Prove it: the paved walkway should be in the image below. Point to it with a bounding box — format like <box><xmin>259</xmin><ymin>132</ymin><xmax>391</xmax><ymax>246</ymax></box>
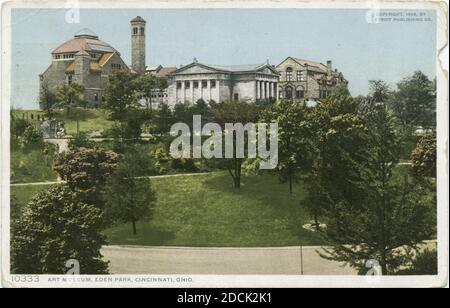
<box><xmin>101</xmin><ymin>245</ymin><xmax>358</xmax><ymax>275</ymax></box>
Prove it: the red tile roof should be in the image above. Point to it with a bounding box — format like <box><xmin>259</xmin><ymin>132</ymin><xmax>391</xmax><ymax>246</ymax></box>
<box><xmin>52</xmin><ymin>36</ymin><xmax>116</xmax><ymax>54</ymax></box>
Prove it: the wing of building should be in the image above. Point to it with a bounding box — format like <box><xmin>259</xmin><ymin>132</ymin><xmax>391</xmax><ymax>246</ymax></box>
<box><xmin>167</xmin><ymin>59</ymin><xmax>279</xmax><ymax>107</ymax></box>
<box><xmin>39</xmin><ymin>17</ymin><xmax>147</xmax><ymax>107</ymax></box>
<box><xmin>276</xmin><ymin>57</ymin><xmax>348</xmax><ymax>101</ymax></box>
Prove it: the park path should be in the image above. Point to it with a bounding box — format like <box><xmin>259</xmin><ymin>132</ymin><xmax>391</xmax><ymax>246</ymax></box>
<box><xmin>101</xmin><ymin>240</ymin><xmax>436</xmax><ymax>275</ymax></box>
<box><xmin>10</xmin><ymin>172</ymin><xmax>216</xmax><ymax>187</ymax></box>
<box><xmin>101</xmin><ymin>245</ymin><xmax>357</xmax><ymax>275</ymax></box>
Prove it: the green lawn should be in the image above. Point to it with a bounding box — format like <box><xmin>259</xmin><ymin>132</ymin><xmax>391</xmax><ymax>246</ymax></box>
<box><xmin>10</xmin><ymin>144</ymin><xmax>58</xmax><ymax>184</ymax></box>
<box><xmin>104</xmin><ymin>172</ymin><xmax>323</xmax><ymax>247</ymax></box>
<box><xmin>11</xmin><ymin>172</ymin><xmax>323</xmax><ymax>247</ymax></box>
<box><xmin>12</xmin><ymin>108</ymin><xmax>114</xmax><ymax>135</ymax></box>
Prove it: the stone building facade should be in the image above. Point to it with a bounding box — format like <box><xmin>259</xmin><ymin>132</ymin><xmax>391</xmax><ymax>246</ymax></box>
<box><xmin>276</xmin><ymin>57</ymin><xmax>348</xmax><ymax>101</ymax></box>
<box><xmin>167</xmin><ymin>60</ymin><xmax>279</xmax><ymax>107</ymax></box>
<box><xmin>39</xmin><ymin>17</ymin><xmax>146</xmax><ymax>107</ymax></box>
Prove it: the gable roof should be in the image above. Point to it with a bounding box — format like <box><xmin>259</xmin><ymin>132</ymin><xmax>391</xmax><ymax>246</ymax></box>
<box><xmin>171</xmin><ymin>61</ymin><xmax>278</xmax><ymax>76</ymax></box>
<box><xmin>277</xmin><ymin>56</ymin><xmax>327</xmax><ymax>73</ymax></box>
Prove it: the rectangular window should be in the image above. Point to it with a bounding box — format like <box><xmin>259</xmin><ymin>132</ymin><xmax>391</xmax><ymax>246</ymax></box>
<box><xmin>177</xmin><ymin>82</ymin><xmax>182</xmax><ymax>89</ymax></box>
<box><xmin>234</xmin><ymin>93</ymin><xmax>239</xmax><ymax>101</ymax></box>
<box><xmin>297</xmin><ymin>71</ymin><xmax>305</xmax><ymax>81</ymax></box>
<box><xmin>94</xmin><ymin>93</ymin><xmax>99</xmax><ymax>102</ymax></box>
<box><xmin>184</xmin><ymin>81</ymin><xmax>190</xmax><ymax>89</ymax></box>
<box><xmin>211</xmin><ymin>80</ymin><xmax>216</xmax><ymax>88</ymax></box>
<box><xmin>193</xmin><ymin>81</ymin><xmax>199</xmax><ymax>89</ymax></box>
<box><xmin>202</xmin><ymin>80</ymin><xmax>208</xmax><ymax>88</ymax></box>
<box><xmin>286</xmin><ymin>71</ymin><xmax>292</xmax><ymax>81</ymax></box>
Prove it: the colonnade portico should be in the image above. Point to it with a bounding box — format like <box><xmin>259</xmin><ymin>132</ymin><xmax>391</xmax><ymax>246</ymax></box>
<box><xmin>256</xmin><ymin>80</ymin><xmax>277</xmax><ymax>100</ymax></box>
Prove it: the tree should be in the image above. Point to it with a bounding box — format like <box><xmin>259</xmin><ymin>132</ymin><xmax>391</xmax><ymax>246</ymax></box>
<box><xmin>389</xmin><ymin>71</ymin><xmax>436</xmax><ymax>134</ymax></box>
<box><xmin>103</xmin><ymin>70</ymin><xmax>145</xmax><ymax>148</ymax></box>
<box><xmin>211</xmin><ymin>101</ymin><xmax>259</xmax><ymax>190</ymax></box>
<box><xmin>316</xmin><ymin>102</ymin><xmax>435</xmax><ymax>275</ymax></box>
<box><xmin>154</xmin><ymin>102</ymin><xmax>173</xmax><ymax>135</ymax></box>
<box><xmin>411</xmin><ymin>133</ymin><xmax>436</xmax><ymax>178</ymax></box>
<box><xmin>134</xmin><ymin>74</ymin><xmax>167</xmax><ymax>111</ymax></box>
<box><xmin>262</xmin><ymin>100</ymin><xmax>313</xmax><ymax>193</ymax></box>
<box><xmin>11</xmin><ymin>185</ymin><xmax>109</xmax><ymax>274</ymax></box>
<box><xmin>39</xmin><ymin>82</ymin><xmax>57</xmax><ymax>118</ymax></box>
<box><xmin>104</xmin><ymin>147</ymin><xmax>157</xmax><ymax>235</ymax></box>
<box><xmin>103</xmin><ymin>70</ymin><xmax>139</xmax><ymax>121</ymax></box>
<box><xmin>54</xmin><ymin>147</ymin><xmax>119</xmax><ymax>208</ymax></box>
<box><xmin>55</xmin><ymin>82</ymin><xmax>85</xmax><ymax>115</ymax></box>
<box><xmin>305</xmin><ymin>94</ymin><xmax>369</xmax><ymax>230</ymax></box>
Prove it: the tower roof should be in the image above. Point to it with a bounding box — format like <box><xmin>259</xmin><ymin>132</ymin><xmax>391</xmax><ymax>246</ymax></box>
<box><xmin>131</xmin><ymin>16</ymin><xmax>146</xmax><ymax>23</ymax></box>
<box><xmin>74</xmin><ymin>28</ymin><xmax>99</xmax><ymax>39</ymax></box>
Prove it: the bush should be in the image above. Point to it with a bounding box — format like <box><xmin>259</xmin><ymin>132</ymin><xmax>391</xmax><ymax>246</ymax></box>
<box><xmin>68</xmin><ymin>132</ymin><xmax>95</xmax><ymax>150</ymax></box>
<box><xmin>21</xmin><ymin>125</ymin><xmax>43</xmax><ymax>147</ymax></box>
<box><xmin>396</xmin><ymin>248</ymin><xmax>438</xmax><ymax>275</ymax></box>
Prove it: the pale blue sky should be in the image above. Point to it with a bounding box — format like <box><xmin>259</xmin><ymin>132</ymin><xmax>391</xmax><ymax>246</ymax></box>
<box><xmin>11</xmin><ymin>8</ymin><xmax>437</xmax><ymax>109</ymax></box>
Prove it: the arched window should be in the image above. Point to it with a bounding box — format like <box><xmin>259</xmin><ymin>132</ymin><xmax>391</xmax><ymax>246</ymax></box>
<box><xmin>286</xmin><ymin>67</ymin><xmax>293</xmax><ymax>81</ymax></box>
<box><xmin>133</xmin><ymin>27</ymin><xmax>138</xmax><ymax>35</ymax></box>
<box><xmin>296</xmin><ymin>86</ymin><xmax>305</xmax><ymax>99</ymax></box>
<box><xmin>285</xmin><ymin>86</ymin><xmax>293</xmax><ymax>99</ymax></box>
<box><xmin>140</xmin><ymin>27</ymin><xmax>145</xmax><ymax>35</ymax></box>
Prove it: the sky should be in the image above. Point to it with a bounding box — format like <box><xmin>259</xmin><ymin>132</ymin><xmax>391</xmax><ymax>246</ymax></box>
<box><xmin>10</xmin><ymin>8</ymin><xmax>437</xmax><ymax>109</ymax></box>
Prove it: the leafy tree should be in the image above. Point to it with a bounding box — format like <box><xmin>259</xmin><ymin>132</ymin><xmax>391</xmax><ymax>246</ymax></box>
<box><xmin>54</xmin><ymin>147</ymin><xmax>119</xmax><ymax>208</ymax></box>
<box><xmin>134</xmin><ymin>74</ymin><xmax>167</xmax><ymax>111</ymax></box>
<box><xmin>11</xmin><ymin>185</ymin><xmax>109</xmax><ymax>274</ymax></box>
<box><xmin>262</xmin><ymin>100</ymin><xmax>313</xmax><ymax>193</ymax></box>
<box><xmin>104</xmin><ymin>147</ymin><xmax>157</xmax><ymax>235</ymax></box>
<box><xmin>103</xmin><ymin>70</ymin><xmax>146</xmax><ymax>147</ymax></box>
<box><xmin>154</xmin><ymin>102</ymin><xmax>174</xmax><ymax>134</ymax></box>
<box><xmin>389</xmin><ymin>71</ymin><xmax>436</xmax><ymax>134</ymax></box>
<box><xmin>173</xmin><ymin>102</ymin><xmax>193</xmax><ymax>126</ymax></box>
<box><xmin>55</xmin><ymin>82</ymin><xmax>85</xmax><ymax>115</ymax></box>
<box><xmin>411</xmin><ymin>133</ymin><xmax>436</xmax><ymax>178</ymax></box>
<box><xmin>211</xmin><ymin>101</ymin><xmax>259</xmax><ymax>190</ymax></box>
<box><xmin>316</xmin><ymin>102</ymin><xmax>435</xmax><ymax>275</ymax></box>
<box><xmin>39</xmin><ymin>82</ymin><xmax>57</xmax><ymax>118</ymax></box>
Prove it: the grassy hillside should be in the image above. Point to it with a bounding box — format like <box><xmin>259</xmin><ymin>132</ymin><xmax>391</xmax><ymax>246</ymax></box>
<box><xmin>12</xmin><ymin>108</ymin><xmax>114</xmax><ymax>135</ymax></box>
<box><xmin>11</xmin><ymin>173</ymin><xmax>323</xmax><ymax>247</ymax></box>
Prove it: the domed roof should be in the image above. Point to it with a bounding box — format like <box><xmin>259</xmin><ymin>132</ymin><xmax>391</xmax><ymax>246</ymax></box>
<box><xmin>52</xmin><ymin>29</ymin><xmax>117</xmax><ymax>54</ymax></box>
<box><xmin>74</xmin><ymin>28</ymin><xmax>98</xmax><ymax>38</ymax></box>
<box><xmin>131</xmin><ymin>16</ymin><xmax>146</xmax><ymax>23</ymax></box>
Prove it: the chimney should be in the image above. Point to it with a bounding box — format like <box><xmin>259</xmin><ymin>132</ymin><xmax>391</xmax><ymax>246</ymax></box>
<box><xmin>326</xmin><ymin>60</ymin><xmax>332</xmax><ymax>75</ymax></box>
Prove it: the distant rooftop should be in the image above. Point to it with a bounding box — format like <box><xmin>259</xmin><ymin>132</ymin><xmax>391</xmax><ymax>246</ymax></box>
<box><xmin>206</xmin><ymin>63</ymin><xmax>268</xmax><ymax>72</ymax></box>
<box><xmin>74</xmin><ymin>28</ymin><xmax>99</xmax><ymax>39</ymax></box>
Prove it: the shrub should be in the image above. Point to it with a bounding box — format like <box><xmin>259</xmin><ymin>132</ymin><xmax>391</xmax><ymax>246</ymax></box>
<box><xmin>411</xmin><ymin>133</ymin><xmax>436</xmax><ymax>178</ymax></box>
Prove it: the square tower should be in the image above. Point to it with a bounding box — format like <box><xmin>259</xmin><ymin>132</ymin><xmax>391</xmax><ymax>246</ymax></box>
<box><xmin>131</xmin><ymin>16</ymin><xmax>146</xmax><ymax>74</ymax></box>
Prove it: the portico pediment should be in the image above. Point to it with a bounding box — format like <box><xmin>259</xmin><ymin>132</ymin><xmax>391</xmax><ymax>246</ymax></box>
<box><xmin>172</xmin><ymin>63</ymin><xmax>225</xmax><ymax>75</ymax></box>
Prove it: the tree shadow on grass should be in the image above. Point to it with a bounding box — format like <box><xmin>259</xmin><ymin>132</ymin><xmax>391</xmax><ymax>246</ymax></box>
<box><xmin>105</xmin><ymin>223</ymin><xmax>176</xmax><ymax>246</ymax></box>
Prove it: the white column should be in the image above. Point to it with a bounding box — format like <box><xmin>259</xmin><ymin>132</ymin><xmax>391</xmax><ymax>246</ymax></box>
<box><xmin>256</xmin><ymin>80</ymin><xmax>260</xmax><ymax>100</ymax></box>
<box><xmin>270</xmin><ymin>82</ymin><xmax>274</xmax><ymax>99</ymax></box>
<box><xmin>182</xmin><ymin>80</ymin><xmax>185</xmax><ymax>103</ymax></box>
<box><xmin>263</xmin><ymin>81</ymin><xmax>267</xmax><ymax>99</ymax></box>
